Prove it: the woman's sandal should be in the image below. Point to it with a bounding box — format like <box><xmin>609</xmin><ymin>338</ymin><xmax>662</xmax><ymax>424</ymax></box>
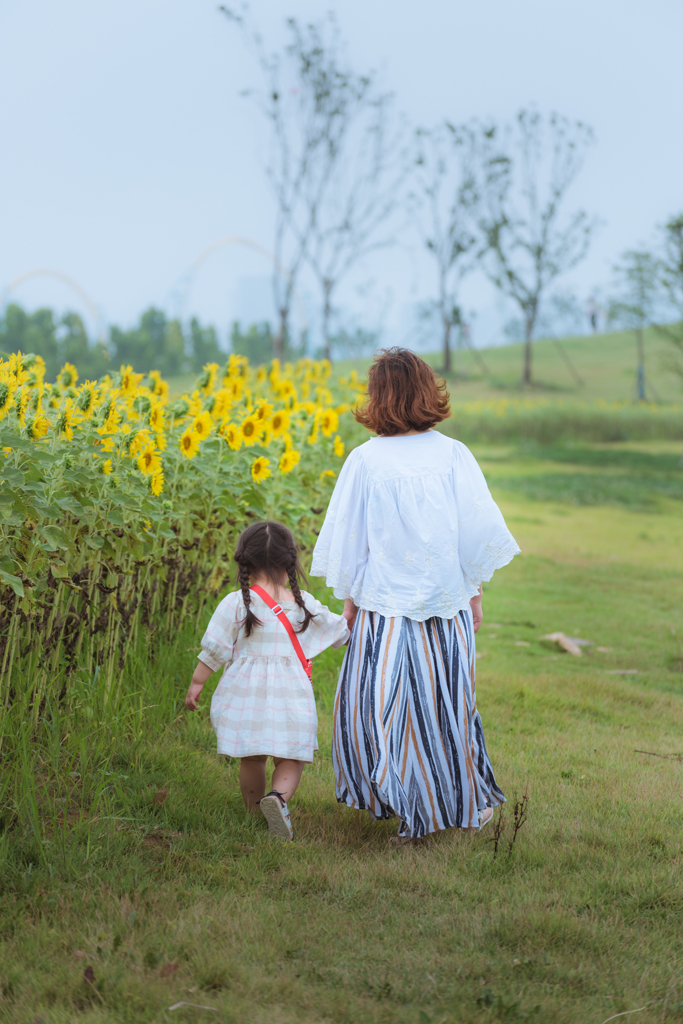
<box><xmin>478</xmin><ymin>806</ymin><xmax>494</xmax><ymax>829</ymax></box>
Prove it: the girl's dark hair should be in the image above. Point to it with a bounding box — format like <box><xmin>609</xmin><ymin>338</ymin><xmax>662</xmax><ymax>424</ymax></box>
<box><xmin>233</xmin><ymin>520</ymin><xmax>315</xmax><ymax>637</ymax></box>
<box><xmin>355</xmin><ymin>347</ymin><xmax>450</xmax><ymax>435</ymax></box>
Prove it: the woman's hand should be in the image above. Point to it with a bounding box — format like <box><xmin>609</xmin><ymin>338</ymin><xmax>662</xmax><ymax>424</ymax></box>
<box><xmin>185</xmin><ymin>660</ymin><xmax>213</xmax><ymax>710</ymax></box>
<box><xmin>470</xmin><ymin>587</ymin><xmax>483</xmax><ymax>634</ymax></box>
<box><xmin>343</xmin><ymin>598</ymin><xmax>358</xmax><ymax>634</ymax></box>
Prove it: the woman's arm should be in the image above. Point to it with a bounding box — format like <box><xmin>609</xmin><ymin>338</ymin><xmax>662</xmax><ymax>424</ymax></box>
<box><xmin>185</xmin><ymin>659</ymin><xmax>214</xmax><ymax>711</ymax></box>
<box><xmin>470</xmin><ymin>584</ymin><xmax>483</xmax><ymax>634</ymax></box>
<box><xmin>343</xmin><ymin>598</ymin><xmax>358</xmax><ymax>634</ymax></box>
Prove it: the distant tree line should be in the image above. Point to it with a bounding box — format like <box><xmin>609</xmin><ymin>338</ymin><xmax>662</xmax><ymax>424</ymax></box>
<box><xmin>0</xmin><ymin>304</ymin><xmax>283</xmax><ymax>380</ymax></box>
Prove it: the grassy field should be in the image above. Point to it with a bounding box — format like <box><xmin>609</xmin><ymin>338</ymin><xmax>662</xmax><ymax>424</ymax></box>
<box><xmin>331</xmin><ymin>325</ymin><xmax>682</xmax><ymax>404</ymax></box>
<box><xmin>2</xmin><ymin>435</ymin><xmax>683</xmax><ymax>1023</ymax></box>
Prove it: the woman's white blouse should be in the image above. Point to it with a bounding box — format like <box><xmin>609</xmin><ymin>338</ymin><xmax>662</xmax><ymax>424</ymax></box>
<box><xmin>311</xmin><ymin>430</ymin><xmax>520</xmax><ymax>621</ymax></box>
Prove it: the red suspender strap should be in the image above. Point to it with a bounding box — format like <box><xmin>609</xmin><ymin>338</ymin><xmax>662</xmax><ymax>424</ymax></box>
<box><xmin>250</xmin><ymin>585</ymin><xmax>313</xmax><ymax>681</ymax></box>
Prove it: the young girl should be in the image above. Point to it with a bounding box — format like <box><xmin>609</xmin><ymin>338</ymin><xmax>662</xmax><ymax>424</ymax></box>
<box><xmin>185</xmin><ymin>520</ymin><xmax>349</xmax><ymax>841</ymax></box>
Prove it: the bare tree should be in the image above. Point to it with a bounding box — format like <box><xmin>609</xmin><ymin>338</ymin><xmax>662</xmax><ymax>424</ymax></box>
<box><xmin>475</xmin><ymin>110</ymin><xmax>598</xmax><ymax>386</ymax></box>
<box><xmin>410</xmin><ymin>123</ymin><xmax>478</xmax><ymax>374</ymax></box>
<box><xmin>221</xmin><ymin>7</ymin><xmax>391</xmax><ymax>360</ymax></box>
<box><xmin>608</xmin><ymin>250</ymin><xmax>662</xmax><ymax>401</ymax></box>
<box><xmin>306</xmin><ymin>90</ymin><xmax>407</xmax><ymax>361</ymax></box>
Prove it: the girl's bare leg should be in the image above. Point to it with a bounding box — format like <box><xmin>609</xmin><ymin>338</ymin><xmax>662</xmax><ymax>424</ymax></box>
<box><xmin>240</xmin><ymin>755</ymin><xmax>268</xmax><ymax>812</ymax></box>
<box><xmin>271</xmin><ymin>758</ymin><xmax>304</xmax><ymax>803</ymax></box>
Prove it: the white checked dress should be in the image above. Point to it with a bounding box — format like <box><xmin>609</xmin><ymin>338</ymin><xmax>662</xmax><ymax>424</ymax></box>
<box><xmin>199</xmin><ymin>590</ymin><xmax>349</xmax><ymax>762</ymax></box>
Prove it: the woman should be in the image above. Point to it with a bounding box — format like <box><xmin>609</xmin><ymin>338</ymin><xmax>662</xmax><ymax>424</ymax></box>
<box><xmin>311</xmin><ymin>348</ymin><xmax>520</xmax><ymax>841</ymax></box>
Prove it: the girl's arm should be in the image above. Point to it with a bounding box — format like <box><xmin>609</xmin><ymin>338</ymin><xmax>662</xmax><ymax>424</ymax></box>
<box><xmin>185</xmin><ymin>659</ymin><xmax>214</xmax><ymax>711</ymax></box>
<box><xmin>469</xmin><ymin>584</ymin><xmax>483</xmax><ymax>634</ymax></box>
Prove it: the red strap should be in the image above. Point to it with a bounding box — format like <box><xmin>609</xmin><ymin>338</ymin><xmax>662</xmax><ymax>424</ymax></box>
<box><xmin>250</xmin><ymin>585</ymin><xmax>313</xmax><ymax>681</ymax></box>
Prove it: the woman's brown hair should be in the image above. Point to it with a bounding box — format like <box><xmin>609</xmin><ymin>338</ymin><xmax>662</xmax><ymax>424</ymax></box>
<box><xmin>355</xmin><ymin>347</ymin><xmax>451</xmax><ymax>436</ymax></box>
<box><xmin>233</xmin><ymin>520</ymin><xmax>315</xmax><ymax>637</ymax></box>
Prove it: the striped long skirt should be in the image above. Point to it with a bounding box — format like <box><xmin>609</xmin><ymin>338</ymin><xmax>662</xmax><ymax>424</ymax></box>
<box><xmin>332</xmin><ymin>608</ymin><xmax>505</xmax><ymax>838</ymax></box>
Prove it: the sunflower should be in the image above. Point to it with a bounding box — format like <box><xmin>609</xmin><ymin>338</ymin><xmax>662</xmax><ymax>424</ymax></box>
<box><xmin>137</xmin><ymin>445</ymin><xmax>162</xmax><ymax>476</ymax></box>
<box><xmin>225</xmin><ymin>378</ymin><xmax>243</xmax><ymax>402</ymax></box>
<box><xmin>101</xmin><ymin>459</ymin><xmax>113</xmax><ymax>475</ymax></box>
<box><xmin>155</xmin><ymin>431</ymin><xmax>168</xmax><ymax>451</ymax></box>
<box><xmin>221</xmin><ymin>422</ymin><xmax>242</xmax><ymax>450</ymax></box>
<box><xmin>129</xmin><ymin>429</ymin><xmax>152</xmax><ymax>458</ymax></box>
<box><xmin>256</xmin><ymin>366</ymin><xmax>267</xmax><ymax>384</ymax></box>
<box><xmin>240</xmin><ymin>415</ymin><xmax>262</xmax><ymax>447</ymax></box>
<box><xmin>333</xmin><ymin>434</ymin><xmax>345</xmax><ymax>457</ymax></box>
<box><xmin>192</xmin><ymin>410</ymin><xmax>214</xmax><ymax>439</ymax></box>
<box><xmin>180</xmin><ymin>427</ymin><xmax>201</xmax><ymax>459</ymax></box>
<box><xmin>269</xmin><ymin>409</ymin><xmax>290</xmax><ymax>436</ymax></box>
<box><xmin>75</xmin><ymin>381</ymin><xmax>99</xmax><ymax>418</ymax></box>
<box><xmin>197</xmin><ymin>362</ymin><xmax>219</xmax><ymax>394</ymax></box>
<box><xmin>148</xmin><ymin>403</ymin><xmax>165</xmax><ymax>432</ymax></box>
<box><xmin>0</xmin><ymin>380</ymin><xmax>16</xmax><ymax>421</ymax></box>
<box><xmin>279</xmin><ymin>449</ymin><xmax>301</xmax><ymax>474</ymax></box>
<box><xmin>319</xmin><ymin>469</ymin><xmax>336</xmax><ymax>483</ymax></box>
<box><xmin>58</xmin><ymin>362</ymin><xmax>79</xmax><ymax>388</ymax></box>
<box><xmin>27</xmin><ymin>414</ymin><xmax>49</xmax><ymax>441</ymax></box>
<box><xmin>119</xmin><ymin>365</ymin><xmax>144</xmax><ymax>395</ymax></box>
<box><xmin>150</xmin><ymin>468</ymin><xmax>164</xmax><ymax>496</ymax></box>
<box><xmin>147</xmin><ymin>370</ymin><xmax>169</xmax><ymax>402</ymax></box>
<box><xmin>320</xmin><ymin>407</ymin><xmax>338</xmax><ymax>436</ymax></box>
<box><xmin>251</xmin><ymin>456</ymin><xmax>271</xmax><ymax>484</ymax></box>
<box><xmin>54</xmin><ymin>401</ymin><xmax>77</xmax><ymax>441</ymax></box>
<box><xmin>16</xmin><ymin>387</ymin><xmax>30</xmax><ymax>427</ymax></box>
<box><xmin>211</xmin><ymin>388</ymin><xmax>232</xmax><ymax>420</ymax></box>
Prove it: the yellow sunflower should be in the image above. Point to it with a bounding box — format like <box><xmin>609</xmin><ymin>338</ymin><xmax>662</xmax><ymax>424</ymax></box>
<box><xmin>27</xmin><ymin>414</ymin><xmax>49</xmax><ymax>441</ymax></box>
<box><xmin>150</xmin><ymin>468</ymin><xmax>164</xmax><ymax>496</ymax></box>
<box><xmin>192</xmin><ymin>410</ymin><xmax>214</xmax><ymax>439</ymax></box>
<box><xmin>333</xmin><ymin>435</ymin><xmax>345</xmax><ymax>457</ymax></box>
<box><xmin>240</xmin><ymin>415</ymin><xmax>262</xmax><ymax>447</ymax></box>
<box><xmin>53</xmin><ymin>400</ymin><xmax>78</xmax><ymax>441</ymax></box>
<box><xmin>101</xmin><ymin>459</ymin><xmax>113</xmax><ymax>475</ymax></box>
<box><xmin>58</xmin><ymin>362</ymin><xmax>79</xmax><ymax>388</ymax></box>
<box><xmin>319</xmin><ymin>469</ymin><xmax>336</xmax><ymax>483</ymax></box>
<box><xmin>179</xmin><ymin>427</ymin><xmax>201</xmax><ymax>459</ymax></box>
<box><xmin>251</xmin><ymin>456</ymin><xmax>271</xmax><ymax>484</ymax></box>
<box><xmin>129</xmin><ymin>429</ymin><xmax>152</xmax><ymax>458</ymax></box>
<box><xmin>221</xmin><ymin>422</ymin><xmax>242</xmax><ymax>450</ymax></box>
<box><xmin>320</xmin><ymin>407</ymin><xmax>338</xmax><ymax>436</ymax></box>
<box><xmin>148</xmin><ymin>403</ymin><xmax>165</xmax><ymax>433</ymax></box>
<box><xmin>137</xmin><ymin>445</ymin><xmax>162</xmax><ymax>476</ymax></box>
<box><xmin>0</xmin><ymin>379</ymin><xmax>16</xmax><ymax>421</ymax></box>
<box><xmin>279</xmin><ymin>449</ymin><xmax>301</xmax><ymax>474</ymax></box>
<box><xmin>269</xmin><ymin>409</ymin><xmax>290</xmax><ymax>436</ymax></box>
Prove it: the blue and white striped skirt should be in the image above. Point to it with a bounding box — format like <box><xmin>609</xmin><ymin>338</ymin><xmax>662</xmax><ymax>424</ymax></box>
<box><xmin>332</xmin><ymin>608</ymin><xmax>505</xmax><ymax>838</ymax></box>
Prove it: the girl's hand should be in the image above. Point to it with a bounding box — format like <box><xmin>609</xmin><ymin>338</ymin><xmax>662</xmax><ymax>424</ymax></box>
<box><xmin>470</xmin><ymin>588</ymin><xmax>483</xmax><ymax>634</ymax></box>
<box><xmin>343</xmin><ymin>598</ymin><xmax>358</xmax><ymax>634</ymax></box>
<box><xmin>185</xmin><ymin>660</ymin><xmax>214</xmax><ymax>711</ymax></box>
<box><xmin>185</xmin><ymin>680</ymin><xmax>204</xmax><ymax>711</ymax></box>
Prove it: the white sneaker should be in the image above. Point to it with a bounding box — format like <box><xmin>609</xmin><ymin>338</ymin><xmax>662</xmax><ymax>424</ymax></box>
<box><xmin>260</xmin><ymin>791</ymin><xmax>293</xmax><ymax>841</ymax></box>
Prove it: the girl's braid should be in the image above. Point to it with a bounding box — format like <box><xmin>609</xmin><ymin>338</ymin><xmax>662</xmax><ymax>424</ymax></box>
<box><xmin>237</xmin><ymin>560</ymin><xmax>261</xmax><ymax>636</ymax></box>
<box><xmin>286</xmin><ymin>552</ymin><xmax>314</xmax><ymax>634</ymax></box>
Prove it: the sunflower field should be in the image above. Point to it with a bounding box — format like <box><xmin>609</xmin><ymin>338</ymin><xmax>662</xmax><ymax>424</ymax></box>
<box><xmin>0</xmin><ymin>351</ymin><xmax>365</xmax><ymax>729</ymax></box>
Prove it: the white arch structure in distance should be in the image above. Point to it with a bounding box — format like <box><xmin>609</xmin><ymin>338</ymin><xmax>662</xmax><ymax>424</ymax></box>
<box><xmin>1</xmin><ymin>268</ymin><xmax>107</xmax><ymax>345</ymax></box>
<box><xmin>177</xmin><ymin>234</ymin><xmax>308</xmax><ymax>334</ymax></box>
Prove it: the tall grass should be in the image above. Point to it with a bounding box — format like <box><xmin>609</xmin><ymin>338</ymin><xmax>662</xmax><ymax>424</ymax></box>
<box><xmin>443</xmin><ymin>398</ymin><xmax>683</xmax><ymax>444</ymax></box>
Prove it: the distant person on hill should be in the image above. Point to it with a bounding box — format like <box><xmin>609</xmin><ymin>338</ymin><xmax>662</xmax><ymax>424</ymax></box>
<box><xmin>185</xmin><ymin>521</ymin><xmax>349</xmax><ymax>841</ymax></box>
<box><xmin>588</xmin><ymin>296</ymin><xmax>599</xmax><ymax>333</ymax></box>
<box><xmin>311</xmin><ymin>348</ymin><xmax>520</xmax><ymax>843</ymax></box>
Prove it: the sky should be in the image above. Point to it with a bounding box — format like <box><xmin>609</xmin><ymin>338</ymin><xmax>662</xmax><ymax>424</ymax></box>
<box><xmin>1</xmin><ymin>0</ymin><xmax>682</xmax><ymax>350</ymax></box>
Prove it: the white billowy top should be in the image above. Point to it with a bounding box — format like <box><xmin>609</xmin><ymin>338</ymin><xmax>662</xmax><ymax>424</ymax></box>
<box><xmin>310</xmin><ymin>430</ymin><xmax>520</xmax><ymax>622</ymax></box>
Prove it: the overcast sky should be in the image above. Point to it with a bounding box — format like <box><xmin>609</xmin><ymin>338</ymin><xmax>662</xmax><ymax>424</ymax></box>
<box><xmin>1</xmin><ymin>0</ymin><xmax>682</xmax><ymax>348</ymax></box>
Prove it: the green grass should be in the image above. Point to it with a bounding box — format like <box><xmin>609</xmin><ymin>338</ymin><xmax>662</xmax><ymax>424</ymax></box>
<box><xmin>2</xmin><ymin>442</ymin><xmax>683</xmax><ymax>1023</ymax></box>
